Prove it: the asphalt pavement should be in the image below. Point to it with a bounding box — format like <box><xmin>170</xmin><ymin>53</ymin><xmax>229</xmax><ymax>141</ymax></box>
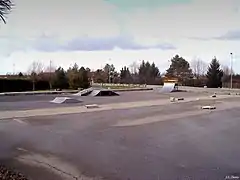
<box><xmin>0</xmin><ymin>91</ymin><xmax>207</xmax><ymax>111</ymax></box>
<box><xmin>0</xmin><ymin>94</ymin><xmax>240</xmax><ymax>180</ymax></box>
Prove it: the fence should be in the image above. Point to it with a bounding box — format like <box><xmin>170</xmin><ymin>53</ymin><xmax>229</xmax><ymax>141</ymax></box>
<box><xmin>92</xmin><ymin>83</ymin><xmax>147</xmax><ymax>88</ymax></box>
<box><xmin>222</xmin><ymin>82</ymin><xmax>240</xmax><ymax>89</ymax></box>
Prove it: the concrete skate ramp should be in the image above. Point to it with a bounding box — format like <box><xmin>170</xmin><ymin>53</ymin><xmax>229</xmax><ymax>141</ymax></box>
<box><xmin>73</xmin><ymin>88</ymin><xmax>93</xmax><ymax>96</ymax></box>
<box><xmin>89</xmin><ymin>89</ymin><xmax>119</xmax><ymax>96</ymax></box>
<box><xmin>50</xmin><ymin>97</ymin><xmax>82</xmax><ymax>104</ymax></box>
<box><xmin>161</xmin><ymin>82</ymin><xmax>177</xmax><ymax>93</ymax></box>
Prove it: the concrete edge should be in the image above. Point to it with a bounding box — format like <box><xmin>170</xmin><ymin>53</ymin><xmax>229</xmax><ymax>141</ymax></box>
<box><xmin>0</xmin><ymin>88</ymin><xmax>153</xmax><ymax>96</ymax></box>
<box><xmin>114</xmin><ymin>88</ymin><xmax>153</xmax><ymax>92</ymax></box>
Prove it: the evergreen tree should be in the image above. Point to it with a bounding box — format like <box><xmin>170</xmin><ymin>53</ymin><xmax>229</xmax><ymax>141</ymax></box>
<box><xmin>67</xmin><ymin>63</ymin><xmax>90</xmax><ymax>89</ymax></box>
<box><xmin>52</xmin><ymin>67</ymin><xmax>69</xmax><ymax>89</ymax></box>
<box><xmin>206</xmin><ymin>57</ymin><xmax>223</xmax><ymax>88</ymax></box>
<box><xmin>120</xmin><ymin>66</ymin><xmax>132</xmax><ymax>83</ymax></box>
<box><xmin>166</xmin><ymin>55</ymin><xmax>192</xmax><ymax>80</ymax></box>
<box><xmin>79</xmin><ymin>67</ymin><xmax>90</xmax><ymax>89</ymax></box>
<box><xmin>18</xmin><ymin>72</ymin><xmax>23</xmax><ymax>77</ymax></box>
<box><xmin>138</xmin><ymin>60</ymin><xmax>160</xmax><ymax>84</ymax></box>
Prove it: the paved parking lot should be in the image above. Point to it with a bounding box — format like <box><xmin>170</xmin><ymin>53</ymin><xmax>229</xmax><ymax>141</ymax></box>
<box><xmin>0</xmin><ymin>90</ymin><xmax>208</xmax><ymax>111</ymax></box>
<box><xmin>0</xmin><ymin>90</ymin><xmax>240</xmax><ymax>180</ymax></box>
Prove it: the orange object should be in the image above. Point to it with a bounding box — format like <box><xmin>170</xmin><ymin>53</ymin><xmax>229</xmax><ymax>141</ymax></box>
<box><xmin>163</xmin><ymin>77</ymin><xmax>178</xmax><ymax>83</ymax></box>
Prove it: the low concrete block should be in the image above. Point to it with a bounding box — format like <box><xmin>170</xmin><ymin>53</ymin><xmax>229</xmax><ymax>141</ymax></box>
<box><xmin>211</xmin><ymin>94</ymin><xmax>216</xmax><ymax>98</ymax></box>
<box><xmin>85</xmin><ymin>104</ymin><xmax>99</xmax><ymax>109</ymax></box>
<box><xmin>177</xmin><ymin>97</ymin><xmax>184</xmax><ymax>101</ymax></box>
<box><xmin>201</xmin><ymin>105</ymin><xmax>216</xmax><ymax>110</ymax></box>
<box><xmin>170</xmin><ymin>97</ymin><xmax>175</xmax><ymax>102</ymax></box>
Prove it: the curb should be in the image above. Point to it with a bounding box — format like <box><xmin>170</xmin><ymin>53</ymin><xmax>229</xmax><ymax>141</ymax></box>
<box><xmin>0</xmin><ymin>90</ymin><xmax>78</xmax><ymax>96</ymax></box>
<box><xmin>114</xmin><ymin>88</ymin><xmax>153</xmax><ymax>92</ymax></box>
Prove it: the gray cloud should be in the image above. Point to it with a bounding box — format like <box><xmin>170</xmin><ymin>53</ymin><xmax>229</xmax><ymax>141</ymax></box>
<box><xmin>215</xmin><ymin>30</ymin><xmax>240</xmax><ymax>40</ymax></box>
<box><xmin>0</xmin><ymin>34</ymin><xmax>176</xmax><ymax>57</ymax></box>
<box><xmin>31</xmin><ymin>34</ymin><xmax>176</xmax><ymax>52</ymax></box>
<box><xmin>189</xmin><ymin>30</ymin><xmax>240</xmax><ymax>41</ymax></box>
<box><xmin>187</xmin><ymin>37</ymin><xmax>210</xmax><ymax>41</ymax></box>
<box><xmin>32</xmin><ymin>34</ymin><xmax>61</xmax><ymax>52</ymax></box>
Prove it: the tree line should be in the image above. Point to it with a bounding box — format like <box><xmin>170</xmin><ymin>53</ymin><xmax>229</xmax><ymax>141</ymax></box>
<box><xmin>45</xmin><ymin>55</ymin><xmax>233</xmax><ymax>89</ymax></box>
<box><xmin>23</xmin><ymin>60</ymin><xmax>162</xmax><ymax>90</ymax></box>
<box><xmin>2</xmin><ymin>54</ymin><xmax>237</xmax><ymax>92</ymax></box>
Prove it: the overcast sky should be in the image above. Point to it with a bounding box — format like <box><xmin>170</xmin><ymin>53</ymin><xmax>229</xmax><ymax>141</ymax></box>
<box><xmin>0</xmin><ymin>0</ymin><xmax>240</xmax><ymax>74</ymax></box>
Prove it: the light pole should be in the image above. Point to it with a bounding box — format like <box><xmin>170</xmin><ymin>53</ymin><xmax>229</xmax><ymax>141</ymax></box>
<box><xmin>13</xmin><ymin>63</ymin><xmax>15</xmax><ymax>75</ymax></box>
<box><xmin>108</xmin><ymin>58</ymin><xmax>111</xmax><ymax>84</ymax></box>
<box><xmin>49</xmin><ymin>60</ymin><xmax>52</xmax><ymax>90</ymax></box>
<box><xmin>230</xmin><ymin>53</ymin><xmax>233</xmax><ymax>89</ymax></box>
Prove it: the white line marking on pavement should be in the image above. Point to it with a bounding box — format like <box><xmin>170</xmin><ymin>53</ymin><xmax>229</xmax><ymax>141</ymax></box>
<box><xmin>113</xmin><ymin>110</ymin><xmax>209</xmax><ymax>127</ymax></box>
<box><xmin>13</xmin><ymin>118</ymin><xmax>28</xmax><ymax>125</ymax></box>
<box><xmin>113</xmin><ymin>101</ymin><xmax>240</xmax><ymax>127</ymax></box>
<box><xmin>17</xmin><ymin>147</ymin><xmax>28</xmax><ymax>152</ymax></box>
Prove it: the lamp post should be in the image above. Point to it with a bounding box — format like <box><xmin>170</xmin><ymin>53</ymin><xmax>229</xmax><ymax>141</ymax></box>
<box><xmin>230</xmin><ymin>53</ymin><xmax>233</xmax><ymax>89</ymax></box>
<box><xmin>108</xmin><ymin>58</ymin><xmax>111</xmax><ymax>84</ymax></box>
<box><xmin>13</xmin><ymin>63</ymin><xmax>15</xmax><ymax>75</ymax></box>
<box><xmin>49</xmin><ymin>60</ymin><xmax>52</xmax><ymax>90</ymax></box>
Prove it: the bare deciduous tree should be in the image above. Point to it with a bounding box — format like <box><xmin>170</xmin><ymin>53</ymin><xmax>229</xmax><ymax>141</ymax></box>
<box><xmin>129</xmin><ymin>61</ymin><xmax>139</xmax><ymax>74</ymax></box>
<box><xmin>28</xmin><ymin>61</ymin><xmax>44</xmax><ymax>91</ymax></box>
<box><xmin>222</xmin><ymin>65</ymin><xmax>231</xmax><ymax>76</ymax></box>
<box><xmin>0</xmin><ymin>0</ymin><xmax>13</xmax><ymax>24</ymax></box>
<box><xmin>221</xmin><ymin>65</ymin><xmax>234</xmax><ymax>87</ymax></box>
<box><xmin>43</xmin><ymin>61</ymin><xmax>56</xmax><ymax>89</ymax></box>
<box><xmin>28</xmin><ymin>61</ymin><xmax>44</xmax><ymax>75</ymax></box>
<box><xmin>191</xmin><ymin>58</ymin><xmax>207</xmax><ymax>78</ymax></box>
<box><xmin>44</xmin><ymin>61</ymin><xmax>56</xmax><ymax>73</ymax></box>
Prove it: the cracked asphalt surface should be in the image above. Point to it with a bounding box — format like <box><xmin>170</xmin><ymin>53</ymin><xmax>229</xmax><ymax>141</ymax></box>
<box><xmin>0</xmin><ymin>91</ymin><xmax>240</xmax><ymax>180</ymax></box>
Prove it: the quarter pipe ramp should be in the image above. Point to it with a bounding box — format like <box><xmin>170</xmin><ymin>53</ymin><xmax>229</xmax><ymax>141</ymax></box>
<box><xmin>89</xmin><ymin>89</ymin><xmax>119</xmax><ymax>96</ymax></box>
<box><xmin>73</xmin><ymin>88</ymin><xmax>94</xmax><ymax>96</ymax></box>
<box><xmin>50</xmin><ymin>97</ymin><xmax>82</xmax><ymax>104</ymax></box>
<box><xmin>161</xmin><ymin>82</ymin><xmax>178</xmax><ymax>93</ymax></box>
<box><xmin>74</xmin><ymin>88</ymin><xmax>119</xmax><ymax>97</ymax></box>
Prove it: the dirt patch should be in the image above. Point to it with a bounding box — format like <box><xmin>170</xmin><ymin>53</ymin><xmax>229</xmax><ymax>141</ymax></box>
<box><xmin>0</xmin><ymin>165</ymin><xmax>28</xmax><ymax>180</ymax></box>
<box><xmin>16</xmin><ymin>153</ymin><xmax>102</xmax><ymax>180</ymax></box>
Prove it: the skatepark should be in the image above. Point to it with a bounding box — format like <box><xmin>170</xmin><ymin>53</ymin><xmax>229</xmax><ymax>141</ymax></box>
<box><xmin>1</xmin><ymin>83</ymin><xmax>240</xmax><ymax>180</ymax></box>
